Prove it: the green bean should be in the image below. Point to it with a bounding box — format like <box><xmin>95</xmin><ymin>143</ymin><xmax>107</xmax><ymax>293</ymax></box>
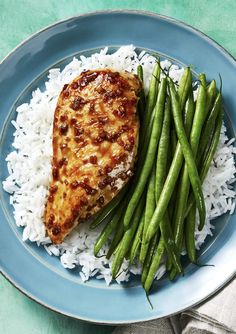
<box><xmin>93</xmin><ymin>200</ymin><xmax>127</xmax><ymax>256</ymax></box>
<box><xmin>141</xmin><ymin>233</ymin><xmax>158</xmax><ymax>285</ymax></box>
<box><xmin>145</xmin><ymin>61</ymin><xmax>161</xmax><ymax>116</ymax></box>
<box><xmin>170</xmin><ymin>154</ymin><xmax>194</xmax><ymax>272</ymax></box>
<box><xmin>168</xmin><ymin>130</ymin><xmax>178</xmax><ymax>223</ymax></box>
<box><xmin>173</xmin><ymin>82</ymin><xmax>206</xmax><ymax>252</ymax></box>
<box><xmin>90</xmin><ymin>183</ymin><xmax>129</xmax><ymax>229</ymax></box>
<box><xmin>161</xmin><ymin>66</ymin><xmax>191</xmax><ymax>146</ymax></box>
<box><xmin>112</xmin><ymin>195</ymin><xmax>145</xmax><ymax>279</ymax></box>
<box><xmin>144</xmin><ymin>237</ymin><xmax>165</xmax><ymax>293</ymax></box>
<box><xmin>178</xmin><ymin>67</ymin><xmax>193</xmax><ymax>110</ymax></box>
<box><xmin>200</xmin><ymin>107</ymin><xmax>222</xmax><ymax>180</ymax></box>
<box><xmin>168</xmin><ymin>78</ymin><xmax>206</xmax><ymax>231</ymax></box>
<box><xmin>155</xmin><ymin>97</ymin><xmax>171</xmax><ymax>201</ymax></box>
<box><xmin>166</xmin><ymin>252</ymin><xmax>173</xmax><ymax>272</ymax></box>
<box><xmin>139</xmin><ymin>167</ymin><xmax>156</xmax><ymax>264</ymax></box>
<box><xmin>185</xmin><ymin>204</ymin><xmax>197</xmax><ymax>263</ymax></box>
<box><xmin>138</xmin><ymin>62</ymin><xmax>162</xmax><ymax>166</ymax></box>
<box><xmin>206</xmin><ymin>80</ymin><xmax>217</xmax><ymax>113</ymax></box>
<box><xmin>145</xmin><ymin>167</ymin><xmax>156</xmax><ymax>224</ymax></box>
<box><xmin>137</xmin><ymin>64</ymin><xmax>144</xmax><ymax>81</ymax></box>
<box><xmin>143</xmin><ymin>137</ymin><xmax>186</xmax><ymax>244</ymax></box>
<box><xmin>168</xmin><ymin>90</ymin><xmax>195</xmax><ymax>225</ymax></box>
<box><xmin>129</xmin><ymin>211</ymin><xmax>145</xmax><ymax>264</ymax></box>
<box><xmin>197</xmin><ymin>92</ymin><xmax>221</xmax><ymax>164</ymax></box>
<box><xmin>169</xmin><ymin>267</ymin><xmax>178</xmax><ymax>281</ymax></box>
<box><xmin>199</xmin><ymin>73</ymin><xmax>207</xmax><ymax>88</ymax></box>
<box><xmin>105</xmin><ymin>184</ymin><xmax>137</xmax><ymax>260</ymax></box>
<box><xmin>123</xmin><ymin>78</ymin><xmax>167</xmax><ymax>229</ymax></box>
<box><xmin>185</xmin><ymin>94</ymin><xmax>222</xmax><ymax>219</ymax></box>
<box><xmin>160</xmin><ymin>213</ymin><xmax>183</xmax><ymax>274</ymax></box>
<box><xmin>187</xmin><ymin>81</ymin><xmax>207</xmax><ymax>153</ymax></box>
<box><xmin>140</xmin><ymin>61</ymin><xmax>161</xmax><ymax>144</ymax></box>
<box><xmin>167</xmin><ymin>179</ymin><xmax>178</xmax><ymax>223</ymax></box>
<box><xmin>106</xmin><ymin>219</ymin><xmax>124</xmax><ymax>260</ymax></box>
<box><xmin>137</xmin><ymin>65</ymin><xmax>146</xmax><ymax>120</ymax></box>
<box><xmin>169</xmin><ymin>66</ymin><xmax>192</xmax><ymax>158</ymax></box>
<box><xmin>183</xmin><ymin>94</ymin><xmax>195</xmax><ymax>134</ymax></box>
<box><xmin>144</xmin><ymin>139</ymin><xmax>187</xmax><ymax>243</ymax></box>
<box><xmin>171</xmin><ymin>128</ymin><xmax>177</xmax><ymax>158</ymax></box>
<box><xmin>196</xmin><ymin>77</ymin><xmax>216</xmax><ymax>118</ymax></box>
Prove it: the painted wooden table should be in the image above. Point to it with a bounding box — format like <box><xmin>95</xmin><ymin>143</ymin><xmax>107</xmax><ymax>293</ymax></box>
<box><xmin>1</xmin><ymin>1</ymin><xmax>236</xmax><ymax>333</ymax></box>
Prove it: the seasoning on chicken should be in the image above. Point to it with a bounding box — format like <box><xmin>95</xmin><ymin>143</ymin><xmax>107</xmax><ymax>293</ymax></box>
<box><xmin>44</xmin><ymin>69</ymin><xmax>141</xmax><ymax>244</ymax></box>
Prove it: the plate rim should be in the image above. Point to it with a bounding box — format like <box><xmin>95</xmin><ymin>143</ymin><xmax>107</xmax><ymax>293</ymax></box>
<box><xmin>1</xmin><ymin>9</ymin><xmax>236</xmax><ymax>68</ymax></box>
<box><xmin>0</xmin><ymin>9</ymin><xmax>236</xmax><ymax>325</ymax></box>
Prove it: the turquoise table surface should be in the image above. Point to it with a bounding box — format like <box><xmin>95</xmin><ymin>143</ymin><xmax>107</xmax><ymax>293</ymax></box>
<box><xmin>1</xmin><ymin>1</ymin><xmax>236</xmax><ymax>333</ymax></box>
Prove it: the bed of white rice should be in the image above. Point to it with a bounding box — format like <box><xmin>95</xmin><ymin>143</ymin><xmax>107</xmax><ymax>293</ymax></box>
<box><xmin>3</xmin><ymin>45</ymin><xmax>236</xmax><ymax>285</ymax></box>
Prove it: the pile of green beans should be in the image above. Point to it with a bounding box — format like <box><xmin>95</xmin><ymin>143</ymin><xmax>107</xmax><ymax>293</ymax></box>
<box><xmin>92</xmin><ymin>64</ymin><xmax>222</xmax><ymax>294</ymax></box>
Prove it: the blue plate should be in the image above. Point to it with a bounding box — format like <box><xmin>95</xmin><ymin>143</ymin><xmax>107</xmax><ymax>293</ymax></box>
<box><xmin>0</xmin><ymin>10</ymin><xmax>236</xmax><ymax>324</ymax></box>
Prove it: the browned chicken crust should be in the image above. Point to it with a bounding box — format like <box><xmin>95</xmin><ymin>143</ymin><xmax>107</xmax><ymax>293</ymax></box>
<box><xmin>44</xmin><ymin>69</ymin><xmax>141</xmax><ymax>244</ymax></box>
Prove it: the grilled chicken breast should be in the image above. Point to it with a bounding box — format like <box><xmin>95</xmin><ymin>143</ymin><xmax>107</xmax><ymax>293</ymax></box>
<box><xmin>44</xmin><ymin>69</ymin><xmax>141</xmax><ymax>244</ymax></box>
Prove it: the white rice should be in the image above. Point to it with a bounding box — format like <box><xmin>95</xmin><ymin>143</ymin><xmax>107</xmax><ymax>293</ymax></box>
<box><xmin>3</xmin><ymin>45</ymin><xmax>236</xmax><ymax>284</ymax></box>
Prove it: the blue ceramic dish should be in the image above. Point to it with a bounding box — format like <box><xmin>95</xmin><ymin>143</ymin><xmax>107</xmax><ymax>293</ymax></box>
<box><xmin>0</xmin><ymin>11</ymin><xmax>236</xmax><ymax>324</ymax></box>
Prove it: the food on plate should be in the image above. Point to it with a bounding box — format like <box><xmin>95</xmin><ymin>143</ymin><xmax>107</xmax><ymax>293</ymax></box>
<box><xmin>3</xmin><ymin>46</ymin><xmax>236</xmax><ymax>288</ymax></box>
<box><xmin>44</xmin><ymin>69</ymin><xmax>141</xmax><ymax>244</ymax></box>
<box><xmin>102</xmin><ymin>65</ymin><xmax>224</xmax><ymax>292</ymax></box>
